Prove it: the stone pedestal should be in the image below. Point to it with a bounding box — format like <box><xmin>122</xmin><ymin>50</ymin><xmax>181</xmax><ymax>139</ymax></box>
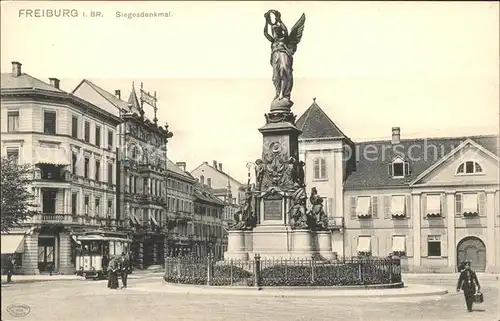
<box><xmin>290</xmin><ymin>229</ymin><xmax>313</xmax><ymax>259</ymax></box>
<box><xmin>316</xmin><ymin>231</ymin><xmax>335</xmax><ymax>260</ymax></box>
<box><xmin>224</xmin><ymin>230</ymin><xmax>249</xmax><ymax>260</ymax></box>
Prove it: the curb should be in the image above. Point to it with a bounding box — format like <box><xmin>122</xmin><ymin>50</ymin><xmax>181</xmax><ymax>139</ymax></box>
<box><xmin>1</xmin><ymin>278</ymin><xmax>84</xmax><ymax>285</ymax></box>
<box><xmin>126</xmin><ymin>281</ymin><xmax>448</xmax><ymax>298</ymax></box>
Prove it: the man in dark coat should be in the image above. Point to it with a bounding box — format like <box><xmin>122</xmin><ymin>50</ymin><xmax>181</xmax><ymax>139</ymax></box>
<box><xmin>6</xmin><ymin>256</ymin><xmax>15</xmax><ymax>283</ymax></box>
<box><xmin>456</xmin><ymin>260</ymin><xmax>481</xmax><ymax>312</ymax></box>
<box><xmin>120</xmin><ymin>252</ymin><xmax>130</xmax><ymax>288</ymax></box>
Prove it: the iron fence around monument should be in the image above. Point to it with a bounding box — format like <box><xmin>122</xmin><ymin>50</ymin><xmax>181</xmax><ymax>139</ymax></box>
<box><xmin>164</xmin><ymin>254</ymin><xmax>402</xmax><ymax>287</ymax></box>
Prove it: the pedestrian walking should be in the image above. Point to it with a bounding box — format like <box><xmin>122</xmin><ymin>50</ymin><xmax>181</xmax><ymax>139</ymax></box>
<box><xmin>120</xmin><ymin>252</ymin><xmax>129</xmax><ymax>289</ymax></box>
<box><xmin>107</xmin><ymin>257</ymin><xmax>119</xmax><ymax>289</ymax></box>
<box><xmin>6</xmin><ymin>255</ymin><xmax>15</xmax><ymax>283</ymax></box>
<box><xmin>456</xmin><ymin>260</ymin><xmax>481</xmax><ymax>312</ymax></box>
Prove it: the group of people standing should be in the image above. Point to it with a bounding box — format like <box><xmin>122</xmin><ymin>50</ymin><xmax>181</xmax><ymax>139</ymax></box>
<box><xmin>107</xmin><ymin>252</ymin><xmax>130</xmax><ymax>290</ymax></box>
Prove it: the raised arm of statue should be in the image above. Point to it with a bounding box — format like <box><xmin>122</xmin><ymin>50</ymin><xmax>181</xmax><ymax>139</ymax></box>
<box><xmin>264</xmin><ymin>20</ymin><xmax>273</xmax><ymax>42</ymax></box>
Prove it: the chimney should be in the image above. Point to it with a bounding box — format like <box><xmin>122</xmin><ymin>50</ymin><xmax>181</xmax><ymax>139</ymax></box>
<box><xmin>213</xmin><ymin>160</ymin><xmax>218</xmax><ymax>168</ymax></box>
<box><xmin>176</xmin><ymin>161</ymin><xmax>186</xmax><ymax>172</ymax></box>
<box><xmin>115</xmin><ymin>90</ymin><xmax>121</xmax><ymax>100</ymax></box>
<box><xmin>392</xmin><ymin>127</ymin><xmax>401</xmax><ymax>145</ymax></box>
<box><xmin>49</xmin><ymin>78</ymin><xmax>60</xmax><ymax>89</ymax></box>
<box><xmin>11</xmin><ymin>61</ymin><xmax>22</xmax><ymax>77</ymax></box>
<box><xmin>218</xmin><ymin>163</ymin><xmax>222</xmax><ymax>171</ymax></box>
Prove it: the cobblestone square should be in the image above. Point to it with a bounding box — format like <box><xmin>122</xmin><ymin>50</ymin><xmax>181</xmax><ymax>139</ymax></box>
<box><xmin>1</xmin><ymin>277</ymin><xmax>499</xmax><ymax>321</ymax></box>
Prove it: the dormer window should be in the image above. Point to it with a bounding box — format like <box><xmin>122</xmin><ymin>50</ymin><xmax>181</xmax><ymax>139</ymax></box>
<box><xmin>388</xmin><ymin>157</ymin><xmax>410</xmax><ymax>178</ymax></box>
<box><xmin>456</xmin><ymin>161</ymin><xmax>483</xmax><ymax>175</ymax></box>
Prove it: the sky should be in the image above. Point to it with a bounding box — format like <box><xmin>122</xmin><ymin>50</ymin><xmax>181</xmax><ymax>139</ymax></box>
<box><xmin>1</xmin><ymin>1</ymin><xmax>499</xmax><ymax>182</ymax></box>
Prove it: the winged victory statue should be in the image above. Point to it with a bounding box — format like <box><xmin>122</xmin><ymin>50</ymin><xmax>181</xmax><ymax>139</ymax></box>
<box><xmin>263</xmin><ymin>10</ymin><xmax>306</xmax><ymax>110</ymax></box>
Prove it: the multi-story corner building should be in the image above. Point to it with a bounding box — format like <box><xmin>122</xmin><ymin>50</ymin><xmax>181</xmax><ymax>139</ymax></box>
<box><xmin>0</xmin><ymin>62</ymin><xmax>122</xmax><ymax>275</ymax></box>
<box><xmin>166</xmin><ymin>161</ymin><xmax>196</xmax><ymax>255</ymax></box>
<box><xmin>72</xmin><ymin>80</ymin><xmax>174</xmax><ymax>269</ymax></box>
<box><xmin>297</xmin><ymin>99</ymin><xmax>500</xmax><ymax>273</ymax></box>
<box><xmin>192</xmin><ymin>182</ymin><xmax>227</xmax><ymax>257</ymax></box>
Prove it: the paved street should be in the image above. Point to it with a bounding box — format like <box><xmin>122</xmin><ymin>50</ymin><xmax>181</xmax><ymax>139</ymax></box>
<box><xmin>1</xmin><ymin>276</ymin><xmax>499</xmax><ymax>321</ymax></box>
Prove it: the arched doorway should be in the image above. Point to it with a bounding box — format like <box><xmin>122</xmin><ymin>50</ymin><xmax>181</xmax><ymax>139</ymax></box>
<box><xmin>456</xmin><ymin>236</ymin><xmax>486</xmax><ymax>272</ymax></box>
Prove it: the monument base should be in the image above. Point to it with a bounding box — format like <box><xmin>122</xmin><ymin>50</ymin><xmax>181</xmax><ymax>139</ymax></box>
<box><xmin>224</xmin><ymin>227</ymin><xmax>337</xmax><ymax>261</ymax></box>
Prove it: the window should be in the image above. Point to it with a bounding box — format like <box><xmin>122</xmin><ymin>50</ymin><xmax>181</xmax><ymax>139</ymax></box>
<box><xmin>6</xmin><ymin>148</ymin><xmax>19</xmax><ymax>164</ymax></box>
<box><xmin>107</xmin><ymin>163</ymin><xmax>113</xmax><ymax>184</ymax></box>
<box><xmin>107</xmin><ymin>130</ymin><xmax>113</xmax><ymax>150</ymax></box>
<box><xmin>7</xmin><ymin>111</ymin><xmax>19</xmax><ymax>132</ymax></box>
<box><xmin>84</xmin><ymin>157</ymin><xmax>89</xmax><ymax>178</ymax></box>
<box><xmin>200</xmin><ymin>175</ymin><xmax>205</xmax><ymax>184</ymax></box>
<box><xmin>84</xmin><ymin>121</ymin><xmax>90</xmax><ymax>142</ymax></box>
<box><xmin>107</xmin><ymin>200</ymin><xmax>113</xmax><ymax>216</ymax></box>
<box><xmin>84</xmin><ymin>196</ymin><xmax>89</xmax><ymax>215</ymax></box>
<box><xmin>95</xmin><ymin>126</ymin><xmax>101</xmax><ymax>147</ymax></box>
<box><xmin>357</xmin><ymin>236</ymin><xmax>372</xmax><ymax>255</ymax></box>
<box><xmin>72</xmin><ymin>153</ymin><xmax>77</xmax><ymax>174</ymax></box>
<box><xmin>43</xmin><ymin>111</ymin><xmax>56</xmax><ymax>134</ymax></box>
<box><xmin>95</xmin><ymin>197</ymin><xmax>100</xmax><ymax>216</ymax></box>
<box><xmin>456</xmin><ymin>161</ymin><xmax>483</xmax><ymax>175</ymax></box>
<box><xmin>426</xmin><ymin>194</ymin><xmax>441</xmax><ymax>217</ymax></box>
<box><xmin>427</xmin><ymin>235</ymin><xmax>441</xmax><ymax>257</ymax></box>
<box><xmin>42</xmin><ymin>190</ymin><xmax>57</xmax><ymax>214</ymax></box>
<box><xmin>207</xmin><ymin>178</ymin><xmax>212</xmax><ymax>188</ymax></box>
<box><xmin>71</xmin><ymin>116</ymin><xmax>78</xmax><ymax>138</ymax></box>
<box><xmin>95</xmin><ymin>160</ymin><xmax>100</xmax><ymax>181</ymax></box>
<box><xmin>72</xmin><ymin>193</ymin><xmax>77</xmax><ymax>216</ymax></box>
<box><xmin>392</xmin><ymin>236</ymin><xmax>406</xmax><ymax>256</ymax></box>
<box><xmin>134</xmin><ymin>177</ymin><xmax>137</xmax><ymax>193</ymax></box>
<box><xmin>313</xmin><ymin>157</ymin><xmax>327</xmax><ymax>180</ymax></box>
<box><xmin>389</xmin><ymin>157</ymin><xmax>410</xmax><ymax>178</ymax></box>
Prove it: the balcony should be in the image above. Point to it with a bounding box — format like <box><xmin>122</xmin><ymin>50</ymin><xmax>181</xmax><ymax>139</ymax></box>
<box><xmin>328</xmin><ymin>216</ymin><xmax>345</xmax><ymax>231</ymax></box>
<box><xmin>32</xmin><ymin>213</ymin><xmax>74</xmax><ymax>225</ymax></box>
<box><xmin>71</xmin><ymin>175</ymin><xmax>116</xmax><ymax>191</ymax></box>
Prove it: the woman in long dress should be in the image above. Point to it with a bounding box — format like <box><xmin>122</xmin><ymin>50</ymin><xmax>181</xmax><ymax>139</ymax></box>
<box><xmin>107</xmin><ymin>257</ymin><xmax>119</xmax><ymax>289</ymax></box>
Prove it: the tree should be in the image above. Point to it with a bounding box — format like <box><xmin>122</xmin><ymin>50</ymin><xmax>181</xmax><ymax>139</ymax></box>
<box><xmin>0</xmin><ymin>156</ymin><xmax>39</xmax><ymax>232</ymax></box>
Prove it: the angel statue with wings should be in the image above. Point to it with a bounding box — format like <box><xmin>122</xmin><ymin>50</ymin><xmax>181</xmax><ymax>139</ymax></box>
<box><xmin>264</xmin><ymin>10</ymin><xmax>306</xmax><ymax>109</ymax></box>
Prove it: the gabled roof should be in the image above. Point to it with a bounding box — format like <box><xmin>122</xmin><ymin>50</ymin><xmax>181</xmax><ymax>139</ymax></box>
<box><xmin>193</xmin><ymin>182</ymin><xmax>225</xmax><ymax>206</ymax></box>
<box><xmin>1</xmin><ymin>73</ymin><xmax>64</xmax><ymax>93</ymax></box>
<box><xmin>190</xmin><ymin>162</ymin><xmax>244</xmax><ymax>187</ymax></box>
<box><xmin>296</xmin><ymin>99</ymin><xmax>350</xmax><ymax>141</ymax></box>
<box><xmin>166</xmin><ymin>158</ymin><xmax>194</xmax><ymax>181</ymax></box>
<box><xmin>410</xmin><ymin>138</ymin><xmax>500</xmax><ymax>186</ymax></box>
<box><xmin>72</xmin><ymin>79</ymin><xmax>129</xmax><ymax>112</ymax></box>
<box><xmin>344</xmin><ymin>135</ymin><xmax>499</xmax><ymax>189</ymax></box>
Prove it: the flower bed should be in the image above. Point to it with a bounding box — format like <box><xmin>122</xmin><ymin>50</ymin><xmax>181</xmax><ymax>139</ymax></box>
<box><xmin>164</xmin><ymin>263</ymin><xmax>253</xmax><ymax>286</ymax></box>
<box><xmin>164</xmin><ymin>256</ymin><xmax>401</xmax><ymax>287</ymax></box>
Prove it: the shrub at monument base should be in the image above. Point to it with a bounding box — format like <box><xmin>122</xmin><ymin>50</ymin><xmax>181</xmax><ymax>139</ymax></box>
<box><xmin>164</xmin><ymin>256</ymin><xmax>402</xmax><ymax>287</ymax></box>
<box><xmin>164</xmin><ymin>264</ymin><xmax>253</xmax><ymax>286</ymax></box>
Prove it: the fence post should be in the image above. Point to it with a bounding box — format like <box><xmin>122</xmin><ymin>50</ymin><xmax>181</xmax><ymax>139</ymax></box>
<box><xmin>230</xmin><ymin>260</ymin><xmax>234</xmax><ymax>286</ymax></box>
<box><xmin>254</xmin><ymin>254</ymin><xmax>261</xmax><ymax>288</ymax></box>
<box><xmin>311</xmin><ymin>259</ymin><xmax>315</xmax><ymax>284</ymax></box>
<box><xmin>358</xmin><ymin>259</ymin><xmax>364</xmax><ymax>285</ymax></box>
<box><xmin>207</xmin><ymin>253</ymin><xmax>213</xmax><ymax>286</ymax></box>
<box><xmin>389</xmin><ymin>257</ymin><xmax>393</xmax><ymax>284</ymax></box>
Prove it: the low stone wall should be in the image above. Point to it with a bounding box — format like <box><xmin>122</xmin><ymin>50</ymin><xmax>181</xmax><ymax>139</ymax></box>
<box><xmin>164</xmin><ymin>255</ymin><xmax>402</xmax><ymax>287</ymax></box>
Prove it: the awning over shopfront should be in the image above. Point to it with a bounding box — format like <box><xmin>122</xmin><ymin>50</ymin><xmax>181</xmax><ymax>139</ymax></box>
<box><xmin>463</xmin><ymin>193</ymin><xmax>478</xmax><ymax>215</ymax></box>
<box><xmin>355</xmin><ymin>196</ymin><xmax>371</xmax><ymax>217</ymax></box>
<box><xmin>391</xmin><ymin>195</ymin><xmax>406</xmax><ymax>217</ymax></box>
<box><xmin>1</xmin><ymin>234</ymin><xmax>25</xmax><ymax>254</ymax></box>
<box><xmin>357</xmin><ymin>236</ymin><xmax>371</xmax><ymax>252</ymax></box>
<box><xmin>34</xmin><ymin>146</ymin><xmax>69</xmax><ymax>166</ymax></box>
<box><xmin>392</xmin><ymin>236</ymin><xmax>406</xmax><ymax>252</ymax></box>
<box><xmin>426</xmin><ymin>194</ymin><xmax>441</xmax><ymax>216</ymax></box>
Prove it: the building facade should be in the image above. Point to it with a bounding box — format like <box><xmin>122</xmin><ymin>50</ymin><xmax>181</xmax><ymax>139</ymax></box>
<box><xmin>1</xmin><ymin>62</ymin><xmax>122</xmax><ymax>275</ymax></box>
<box><xmin>191</xmin><ymin>160</ymin><xmax>246</xmax><ymax>205</ymax></box>
<box><xmin>72</xmin><ymin>80</ymin><xmax>174</xmax><ymax>269</ymax></box>
<box><xmin>192</xmin><ymin>182</ymin><xmax>227</xmax><ymax>257</ymax></box>
<box><xmin>297</xmin><ymin>100</ymin><xmax>500</xmax><ymax>273</ymax></box>
<box><xmin>166</xmin><ymin>160</ymin><xmax>196</xmax><ymax>256</ymax></box>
